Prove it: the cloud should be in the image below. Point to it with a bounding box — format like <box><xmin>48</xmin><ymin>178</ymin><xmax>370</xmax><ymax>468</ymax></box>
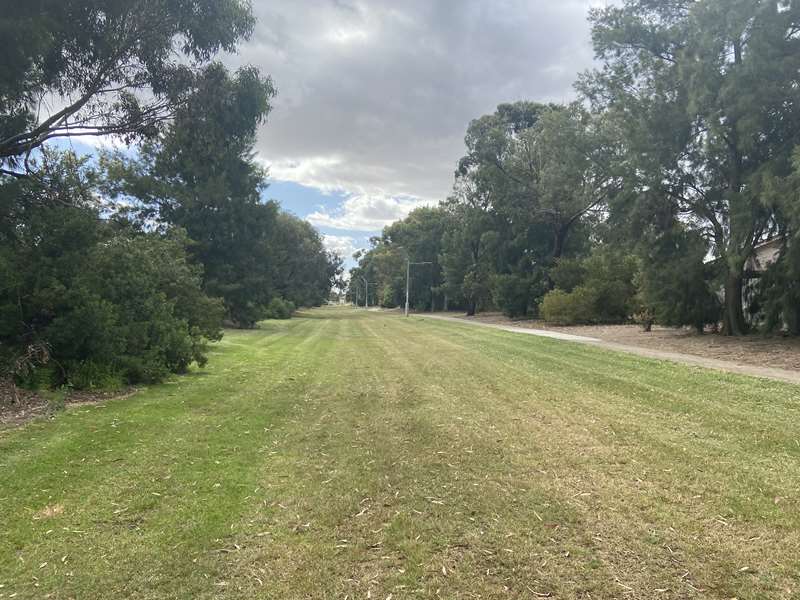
<box><xmin>227</xmin><ymin>0</ymin><xmax>604</xmax><ymax>205</ymax></box>
<box><xmin>322</xmin><ymin>233</ymin><xmax>360</xmax><ymax>260</ymax></box>
<box><xmin>308</xmin><ymin>193</ymin><xmax>432</xmax><ymax>231</ymax></box>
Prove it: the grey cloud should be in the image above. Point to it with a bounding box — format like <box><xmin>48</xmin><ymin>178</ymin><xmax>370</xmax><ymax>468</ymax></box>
<box><xmin>226</xmin><ymin>0</ymin><xmax>603</xmax><ymax>220</ymax></box>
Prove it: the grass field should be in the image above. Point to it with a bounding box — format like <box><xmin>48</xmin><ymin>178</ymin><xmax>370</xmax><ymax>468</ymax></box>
<box><xmin>2</xmin><ymin>307</ymin><xmax>799</xmax><ymax>599</ymax></box>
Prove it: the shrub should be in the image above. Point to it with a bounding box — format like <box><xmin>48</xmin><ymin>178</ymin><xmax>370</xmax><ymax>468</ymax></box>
<box><xmin>549</xmin><ymin>258</ymin><xmax>586</xmax><ymax>293</ymax></box>
<box><xmin>64</xmin><ymin>361</ymin><xmax>125</xmax><ymax>391</ymax></box>
<box><xmin>758</xmin><ymin>241</ymin><xmax>800</xmax><ymax>334</ymax></box>
<box><xmin>542</xmin><ymin>248</ymin><xmax>639</xmax><ymax>324</ymax></box>
<box><xmin>638</xmin><ymin>227</ymin><xmax>722</xmax><ymax>333</ymax></box>
<box><xmin>491</xmin><ymin>274</ymin><xmax>534</xmax><ymax>318</ymax></box>
<box><xmin>0</xmin><ymin>153</ymin><xmax>224</xmax><ymax>389</ymax></box>
<box><xmin>540</xmin><ymin>287</ymin><xmax>598</xmax><ymax>325</ymax></box>
<box><xmin>263</xmin><ymin>297</ymin><xmax>295</xmax><ymax>320</ymax></box>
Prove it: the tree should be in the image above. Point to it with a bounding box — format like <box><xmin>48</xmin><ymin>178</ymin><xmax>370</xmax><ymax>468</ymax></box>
<box><xmin>446</xmin><ymin>102</ymin><xmax>614</xmax><ymax>317</ymax></box>
<box><xmin>540</xmin><ymin>246</ymin><xmax>639</xmax><ymax>325</ymax></box>
<box><xmin>383</xmin><ymin>206</ymin><xmax>447</xmax><ymax>310</ymax></box>
<box><xmin>758</xmin><ymin>147</ymin><xmax>800</xmax><ymax>334</ymax></box>
<box><xmin>0</xmin><ymin>150</ymin><xmax>223</xmax><ymax>388</ymax></box>
<box><xmin>272</xmin><ymin>212</ymin><xmax>343</xmax><ymax>308</ymax></box>
<box><xmin>0</xmin><ymin>0</ymin><xmax>255</xmax><ymax>175</ymax></box>
<box><xmin>581</xmin><ymin>0</ymin><xmax>800</xmax><ymax>334</ymax></box>
<box><xmin>346</xmin><ymin>207</ymin><xmax>447</xmax><ymax>312</ymax></box>
<box><xmin>440</xmin><ymin>189</ymin><xmax>497</xmax><ymax>316</ymax></box>
<box><xmin>102</xmin><ymin>63</ymin><xmax>278</xmax><ymax>327</ymax></box>
<box><xmin>638</xmin><ymin>226</ymin><xmax>722</xmax><ymax>334</ymax></box>
<box><xmin>525</xmin><ymin>105</ymin><xmax>619</xmax><ymax>263</ymax></box>
<box><xmin>458</xmin><ymin>102</ymin><xmax>614</xmax><ymax>268</ymax></box>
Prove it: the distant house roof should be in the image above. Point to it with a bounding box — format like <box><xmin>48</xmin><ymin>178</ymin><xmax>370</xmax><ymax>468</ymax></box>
<box><xmin>747</xmin><ymin>236</ymin><xmax>784</xmax><ymax>273</ymax></box>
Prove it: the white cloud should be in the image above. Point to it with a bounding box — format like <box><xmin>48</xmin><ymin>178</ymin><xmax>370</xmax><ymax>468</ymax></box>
<box><xmin>322</xmin><ymin>234</ymin><xmax>359</xmax><ymax>260</ymax></box>
<box><xmin>308</xmin><ymin>193</ymin><xmax>432</xmax><ymax>231</ymax></box>
<box><xmin>265</xmin><ymin>156</ymin><xmax>346</xmax><ymax>193</ymax></box>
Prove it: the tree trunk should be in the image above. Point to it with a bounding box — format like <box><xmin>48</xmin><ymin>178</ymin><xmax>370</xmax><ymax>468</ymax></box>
<box><xmin>722</xmin><ymin>270</ymin><xmax>748</xmax><ymax>336</ymax></box>
<box><xmin>443</xmin><ymin>293</ymin><xmax>449</xmax><ymax>312</ymax></box>
<box><xmin>544</xmin><ymin>224</ymin><xmax>570</xmax><ymax>291</ymax></box>
<box><xmin>552</xmin><ymin>224</ymin><xmax>569</xmax><ymax>261</ymax></box>
<box><xmin>466</xmin><ymin>300</ymin><xmax>476</xmax><ymax>316</ymax></box>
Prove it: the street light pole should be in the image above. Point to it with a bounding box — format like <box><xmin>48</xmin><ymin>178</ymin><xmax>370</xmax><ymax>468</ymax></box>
<box><xmin>404</xmin><ymin>259</ymin><xmax>410</xmax><ymax>317</ymax></box>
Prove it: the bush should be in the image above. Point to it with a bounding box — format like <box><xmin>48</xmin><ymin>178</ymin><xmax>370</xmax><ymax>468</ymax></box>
<box><xmin>541</xmin><ymin>248</ymin><xmax>639</xmax><ymax>324</ymax></box>
<box><xmin>0</xmin><ymin>152</ymin><xmax>224</xmax><ymax>389</ymax></box>
<box><xmin>491</xmin><ymin>274</ymin><xmax>535</xmax><ymax>318</ymax></box>
<box><xmin>263</xmin><ymin>297</ymin><xmax>295</xmax><ymax>320</ymax></box>
<box><xmin>64</xmin><ymin>361</ymin><xmax>125</xmax><ymax>391</ymax></box>
<box><xmin>638</xmin><ymin>227</ymin><xmax>721</xmax><ymax>333</ymax></box>
<box><xmin>540</xmin><ymin>287</ymin><xmax>598</xmax><ymax>325</ymax></box>
<box><xmin>549</xmin><ymin>258</ymin><xmax>586</xmax><ymax>293</ymax></box>
<box><xmin>758</xmin><ymin>241</ymin><xmax>800</xmax><ymax>334</ymax></box>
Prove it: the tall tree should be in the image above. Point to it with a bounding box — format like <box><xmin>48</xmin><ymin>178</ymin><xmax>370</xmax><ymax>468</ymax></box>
<box><xmin>272</xmin><ymin>212</ymin><xmax>343</xmax><ymax>308</ymax></box>
<box><xmin>581</xmin><ymin>0</ymin><xmax>800</xmax><ymax>334</ymax></box>
<box><xmin>0</xmin><ymin>0</ymin><xmax>255</xmax><ymax>175</ymax></box>
<box><xmin>102</xmin><ymin>63</ymin><xmax>278</xmax><ymax>327</ymax></box>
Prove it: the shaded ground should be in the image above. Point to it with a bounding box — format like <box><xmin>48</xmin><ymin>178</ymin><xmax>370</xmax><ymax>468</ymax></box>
<box><xmin>435</xmin><ymin>312</ymin><xmax>800</xmax><ymax>372</ymax></box>
<box><xmin>0</xmin><ymin>380</ymin><xmax>136</xmax><ymax>429</ymax></box>
<box><xmin>2</xmin><ymin>308</ymin><xmax>800</xmax><ymax>599</ymax></box>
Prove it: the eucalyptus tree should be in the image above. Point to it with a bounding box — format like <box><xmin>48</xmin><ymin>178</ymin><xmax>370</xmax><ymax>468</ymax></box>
<box><xmin>0</xmin><ymin>0</ymin><xmax>255</xmax><ymax>176</ymax></box>
<box><xmin>101</xmin><ymin>63</ymin><xmax>278</xmax><ymax>327</ymax></box>
<box><xmin>581</xmin><ymin>0</ymin><xmax>800</xmax><ymax>334</ymax></box>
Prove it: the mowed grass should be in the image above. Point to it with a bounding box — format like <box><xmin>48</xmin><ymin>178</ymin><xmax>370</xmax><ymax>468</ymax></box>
<box><xmin>1</xmin><ymin>308</ymin><xmax>800</xmax><ymax>599</ymax></box>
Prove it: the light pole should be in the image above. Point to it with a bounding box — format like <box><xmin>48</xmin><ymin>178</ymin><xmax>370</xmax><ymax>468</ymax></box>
<box><xmin>405</xmin><ymin>259</ymin><xmax>432</xmax><ymax>317</ymax></box>
<box><xmin>360</xmin><ymin>277</ymin><xmax>375</xmax><ymax>309</ymax></box>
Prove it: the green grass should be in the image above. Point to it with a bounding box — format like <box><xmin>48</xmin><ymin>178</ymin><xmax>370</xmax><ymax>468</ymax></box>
<box><xmin>1</xmin><ymin>307</ymin><xmax>799</xmax><ymax>599</ymax></box>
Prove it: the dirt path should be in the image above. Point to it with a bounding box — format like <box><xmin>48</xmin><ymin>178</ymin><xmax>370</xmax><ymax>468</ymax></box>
<box><xmin>420</xmin><ymin>314</ymin><xmax>800</xmax><ymax>385</ymax></box>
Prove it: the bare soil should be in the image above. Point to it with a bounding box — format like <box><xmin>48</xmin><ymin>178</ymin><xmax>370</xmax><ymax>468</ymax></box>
<box><xmin>433</xmin><ymin>312</ymin><xmax>800</xmax><ymax>372</ymax></box>
<box><xmin>0</xmin><ymin>379</ymin><xmax>136</xmax><ymax>429</ymax></box>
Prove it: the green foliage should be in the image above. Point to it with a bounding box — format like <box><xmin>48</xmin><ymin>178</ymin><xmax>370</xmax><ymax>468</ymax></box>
<box><xmin>758</xmin><ymin>246</ymin><xmax>800</xmax><ymax>335</ymax></box>
<box><xmin>263</xmin><ymin>298</ymin><xmax>295</xmax><ymax>320</ymax></box>
<box><xmin>549</xmin><ymin>258</ymin><xmax>587</xmax><ymax>293</ymax></box>
<box><xmin>1</xmin><ymin>0</ymin><xmax>256</xmax><ymax>169</ymax></box>
<box><xmin>541</xmin><ymin>248</ymin><xmax>639</xmax><ymax>325</ymax></box>
<box><xmin>581</xmin><ymin>0</ymin><xmax>800</xmax><ymax>334</ymax></box>
<box><xmin>759</xmin><ymin>148</ymin><xmax>800</xmax><ymax>334</ymax></box>
<box><xmin>638</xmin><ymin>227</ymin><xmax>722</xmax><ymax>334</ymax></box>
<box><xmin>63</xmin><ymin>362</ymin><xmax>125</xmax><ymax>392</ymax></box>
<box><xmin>349</xmin><ymin>207</ymin><xmax>446</xmax><ymax>311</ymax></box>
<box><xmin>102</xmin><ymin>65</ymin><xmax>340</xmax><ymax>327</ymax></box>
<box><xmin>540</xmin><ymin>288</ymin><xmax>598</xmax><ymax>325</ymax></box>
<box><xmin>491</xmin><ymin>274</ymin><xmax>536</xmax><ymax>318</ymax></box>
<box><xmin>0</xmin><ymin>150</ymin><xmax>224</xmax><ymax>388</ymax></box>
<box><xmin>272</xmin><ymin>212</ymin><xmax>343</xmax><ymax>309</ymax></box>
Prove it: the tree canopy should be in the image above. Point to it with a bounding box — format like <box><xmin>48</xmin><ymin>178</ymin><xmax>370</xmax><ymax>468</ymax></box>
<box><xmin>0</xmin><ymin>0</ymin><xmax>255</xmax><ymax>175</ymax></box>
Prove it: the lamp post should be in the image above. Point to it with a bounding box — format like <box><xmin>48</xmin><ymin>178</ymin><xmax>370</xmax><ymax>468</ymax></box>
<box><xmin>360</xmin><ymin>276</ymin><xmax>376</xmax><ymax>309</ymax></box>
<box><xmin>405</xmin><ymin>259</ymin><xmax>432</xmax><ymax>317</ymax></box>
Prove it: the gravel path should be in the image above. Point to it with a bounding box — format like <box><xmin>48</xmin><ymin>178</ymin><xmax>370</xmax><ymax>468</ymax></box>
<box><xmin>421</xmin><ymin>314</ymin><xmax>800</xmax><ymax>385</ymax></box>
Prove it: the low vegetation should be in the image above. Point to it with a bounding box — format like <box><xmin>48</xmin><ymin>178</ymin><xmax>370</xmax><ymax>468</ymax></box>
<box><xmin>1</xmin><ymin>308</ymin><xmax>799</xmax><ymax>598</ymax></box>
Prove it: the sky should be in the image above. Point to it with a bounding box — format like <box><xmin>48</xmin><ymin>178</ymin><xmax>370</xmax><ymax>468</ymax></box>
<box><xmin>220</xmin><ymin>0</ymin><xmax>609</xmax><ymax>267</ymax></box>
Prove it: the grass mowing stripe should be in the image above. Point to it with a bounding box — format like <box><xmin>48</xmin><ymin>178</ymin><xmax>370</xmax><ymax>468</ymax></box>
<box><xmin>1</xmin><ymin>308</ymin><xmax>799</xmax><ymax>598</ymax></box>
